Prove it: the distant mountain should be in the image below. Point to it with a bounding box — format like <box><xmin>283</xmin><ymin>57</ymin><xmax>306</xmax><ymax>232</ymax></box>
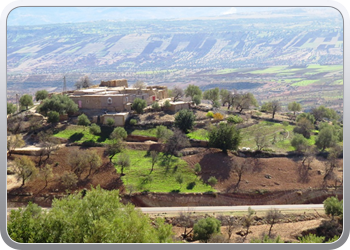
<box><xmin>7</xmin><ymin>7</ymin><xmax>343</xmax><ymax>106</ymax></box>
<box><xmin>7</xmin><ymin>6</ymin><xmax>338</xmax><ymax>26</ymax></box>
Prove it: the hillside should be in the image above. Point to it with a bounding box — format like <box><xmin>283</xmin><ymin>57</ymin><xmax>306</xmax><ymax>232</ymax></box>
<box><xmin>7</xmin><ymin>7</ymin><xmax>343</xmax><ymax>110</ymax></box>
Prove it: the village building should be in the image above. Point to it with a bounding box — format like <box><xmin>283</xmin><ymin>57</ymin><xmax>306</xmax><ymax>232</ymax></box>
<box><xmin>68</xmin><ymin>79</ymin><xmax>189</xmax><ymax>126</ymax></box>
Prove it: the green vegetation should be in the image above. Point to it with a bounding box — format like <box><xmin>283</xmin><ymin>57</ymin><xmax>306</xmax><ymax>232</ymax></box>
<box><xmin>174</xmin><ymin>109</ymin><xmax>196</xmax><ymax>133</ymax></box>
<box><xmin>131</xmin><ymin>98</ymin><xmax>147</xmax><ymax>114</ymax></box>
<box><xmin>7</xmin><ymin>187</ymin><xmax>174</xmax><ymax>243</ymax></box>
<box><xmin>208</xmin><ymin>123</ymin><xmax>241</xmax><ymax>153</ymax></box>
<box><xmin>37</xmin><ymin>94</ymin><xmax>78</xmax><ymax>115</ymax></box>
<box><xmin>7</xmin><ymin>102</ymin><xmax>17</xmax><ymax>115</ymax></box>
<box><xmin>131</xmin><ymin>128</ymin><xmax>158</xmax><ymax>137</ymax></box>
<box><xmin>35</xmin><ymin>90</ymin><xmax>49</xmax><ymax>101</ymax></box>
<box><xmin>47</xmin><ymin>111</ymin><xmax>60</xmax><ymax>124</ymax></box>
<box><xmin>19</xmin><ymin>94</ymin><xmax>33</xmax><ymax>110</ymax></box>
<box><xmin>193</xmin><ymin>217</ymin><xmax>221</xmax><ymax>243</ymax></box>
<box><xmin>187</xmin><ymin>129</ymin><xmax>208</xmax><ymax>141</ymax></box>
<box><xmin>116</xmin><ymin>150</ymin><xmax>214</xmax><ymax>193</ymax></box>
<box><xmin>291</xmin><ymin>80</ymin><xmax>316</xmax><ymax>86</ymax></box>
<box><xmin>54</xmin><ymin>125</ymin><xmax>113</xmax><ymax>144</ymax></box>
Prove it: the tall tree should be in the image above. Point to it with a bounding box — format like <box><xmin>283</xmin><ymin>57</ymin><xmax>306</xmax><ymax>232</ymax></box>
<box><xmin>265</xmin><ymin>100</ymin><xmax>281</xmax><ymax>119</ymax></box>
<box><xmin>115</xmin><ymin>153</ymin><xmax>130</xmax><ymax>175</ymax></box>
<box><xmin>13</xmin><ymin>156</ymin><xmax>38</xmax><ymax>187</ymax></box>
<box><xmin>203</xmin><ymin>88</ymin><xmax>220</xmax><ymax>106</ymax></box>
<box><xmin>19</xmin><ymin>94</ymin><xmax>33</xmax><ymax>110</ymax></box>
<box><xmin>133</xmin><ymin>80</ymin><xmax>147</xmax><ymax>89</ymax></box>
<box><xmin>171</xmin><ymin>86</ymin><xmax>184</xmax><ymax>102</ymax></box>
<box><xmin>288</xmin><ymin>101</ymin><xmax>302</xmax><ymax>116</ymax></box>
<box><xmin>85</xmin><ymin>150</ymin><xmax>102</xmax><ymax>178</ymax></box>
<box><xmin>293</xmin><ymin>117</ymin><xmax>314</xmax><ymax>138</ymax></box>
<box><xmin>234</xmin><ymin>93</ymin><xmax>258</xmax><ymax>113</ymax></box>
<box><xmin>185</xmin><ymin>84</ymin><xmax>202</xmax><ymax>103</ymax></box>
<box><xmin>35</xmin><ymin>90</ymin><xmax>49</xmax><ymax>102</ymax></box>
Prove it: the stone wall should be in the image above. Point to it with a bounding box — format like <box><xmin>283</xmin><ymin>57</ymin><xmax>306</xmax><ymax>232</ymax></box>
<box><xmin>100</xmin><ymin>79</ymin><xmax>128</xmax><ymax>87</ymax></box>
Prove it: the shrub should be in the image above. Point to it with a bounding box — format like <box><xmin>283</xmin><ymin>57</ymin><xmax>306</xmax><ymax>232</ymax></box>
<box><xmin>208</xmin><ymin>123</ymin><xmax>241</xmax><ymax>153</ymax></box>
<box><xmin>47</xmin><ymin>111</ymin><xmax>60</xmax><ymax>124</ymax></box>
<box><xmin>227</xmin><ymin>115</ymin><xmax>243</xmax><ymax>124</ymax></box>
<box><xmin>213</xmin><ymin>113</ymin><xmax>224</xmax><ymax>121</ymax></box>
<box><xmin>193</xmin><ymin>217</ymin><xmax>221</xmax><ymax>242</ymax></box>
<box><xmin>77</xmin><ymin>114</ymin><xmax>91</xmax><ymax>127</ymax></box>
<box><xmin>106</xmin><ymin>118</ymin><xmax>115</xmax><ymax>127</ymax></box>
<box><xmin>282</xmin><ymin>121</ymin><xmax>289</xmax><ymax>126</ymax></box>
<box><xmin>174</xmin><ymin>109</ymin><xmax>196</xmax><ymax>133</ymax></box>
<box><xmin>131</xmin><ymin>98</ymin><xmax>147</xmax><ymax>114</ymax></box>
<box><xmin>206</xmin><ymin>111</ymin><xmax>214</xmax><ymax>118</ymax></box>
<box><xmin>152</xmin><ymin>102</ymin><xmax>160</xmax><ymax>111</ymax></box>
<box><xmin>163</xmin><ymin>100</ymin><xmax>171</xmax><ymax>108</ymax></box>
<box><xmin>129</xmin><ymin>119</ymin><xmax>137</xmax><ymax>126</ymax></box>
<box><xmin>194</xmin><ymin>163</ymin><xmax>201</xmax><ymax>174</ymax></box>
<box><xmin>208</xmin><ymin>176</ymin><xmax>217</xmax><ymax>186</ymax></box>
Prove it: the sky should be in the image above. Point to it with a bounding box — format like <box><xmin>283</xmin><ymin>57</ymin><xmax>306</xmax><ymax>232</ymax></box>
<box><xmin>6</xmin><ymin>6</ymin><xmax>341</xmax><ymax>26</ymax></box>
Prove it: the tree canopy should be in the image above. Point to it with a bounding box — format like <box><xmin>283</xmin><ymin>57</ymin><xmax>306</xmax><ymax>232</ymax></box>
<box><xmin>19</xmin><ymin>94</ymin><xmax>33</xmax><ymax>110</ymax></box>
<box><xmin>75</xmin><ymin>75</ymin><xmax>92</xmax><ymax>89</ymax></box>
<box><xmin>131</xmin><ymin>98</ymin><xmax>147</xmax><ymax>114</ymax></box>
<box><xmin>203</xmin><ymin>88</ymin><xmax>220</xmax><ymax>106</ymax></box>
<box><xmin>35</xmin><ymin>90</ymin><xmax>49</xmax><ymax>101</ymax></box>
<box><xmin>7</xmin><ymin>186</ymin><xmax>174</xmax><ymax>243</ymax></box>
<box><xmin>37</xmin><ymin>94</ymin><xmax>78</xmax><ymax>115</ymax></box>
<box><xmin>208</xmin><ymin>123</ymin><xmax>241</xmax><ymax>153</ymax></box>
<box><xmin>7</xmin><ymin>102</ymin><xmax>17</xmax><ymax>115</ymax></box>
<box><xmin>174</xmin><ymin>109</ymin><xmax>196</xmax><ymax>133</ymax></box>
<box><xmin>185</xmin><ymin>84</ymin><xmax>202</xmax><ymax>102</ymax></box>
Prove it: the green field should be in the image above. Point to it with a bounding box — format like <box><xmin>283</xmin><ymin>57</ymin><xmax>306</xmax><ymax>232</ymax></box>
<box><xmin>53</xmin><ymin>125</ymin><xmax>114</xmax><ymax>144</ymax></box>
<box><xmin>239</xmin><ymin>121</ymin><xmax>296</xmax><ymax>152</ymax></box>
<box><xmin>130</xmin><ymin>128</ymin><xmax>158</xmax><ymax>137</ymax></box>
<box><xmin>187</xmin><ymin>129</ymin><xmax>209</xmax><ymax>141</ymax></box>
<box><xmin>291</xmin><ymin>80</ymin><xmax>318</xmax><ymax>87</ymax></box>
<box><xmin>115</xmin><ymin>150</ymin><xmax>215</xmax><ymax>194</ymax></box>
<box><xmin>249</xmin><ymin>65</ymin><xmax>288</xmax><ymax>74</ymax></box>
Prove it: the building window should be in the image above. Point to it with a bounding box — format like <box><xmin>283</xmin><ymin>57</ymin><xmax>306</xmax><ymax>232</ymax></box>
<box><xmin>125</xmin><ymin>97</ymin><xmax>128</xmax><ymax>102</ymax></box>
<box><xmin>107</xmin><ymin>97</ymin><xmax>112</xmax><ymax>104</ymax></box>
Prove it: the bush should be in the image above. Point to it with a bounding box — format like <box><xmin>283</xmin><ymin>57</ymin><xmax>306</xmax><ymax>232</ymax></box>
<box><xmin>194</xmin><ymin>163</ymin><xmax>201</xmax><ymax>174</ymax></box>
<box><xmin>132</xmin><ymin>98</ymin><xmax>147</xmax><ymax>114</ymax></box>
<box><xmin>227</xmin><ymin>115</ymin><xmax>243</xmax><ymax>124</ymax></box>
<box><xmin>129</xmin><ymin>119</ymin><xmax>137</xmax><ymax>126</ymax></box>
<box><xmin>193</xmin><ymin>217</ymin><xmax>221</xmax><ymax>242</ymax></box>
<box><xmin>77</xmin><ymin>114</ymin><xmax>91</xmax><ymax>127</ymax></box>
<box><xmin>206</xmin><ymin>111</ymin><xmax>214</xmax><ymax>118</ymax></box>
<box><xmin>47</xmin><ymin>111</ymin><xmax>60</xmax><ymax>124</ymax></box>
<box><xmin>208</xmin><ymin>123</ymin><xmax>241</xmax><ymax>153</ymax></box>
<box><xmin>106</xmin><ymin>118</ymin><xmax>115</xmax><ymax>127</ymax></box>
<box><xmin>282</xmin><ymin>121</ymin><xmax>289</xmax><ymax>126</ymax></box>
<box><xmin>35</xmin><ymin>90</ymin><xmax>49</xmax><ymax>101</ymax></box>
<box><xmin>7</xmin><ymin>186</ymin><xmax>174</xmax><ymax>243</ymax></box>
<box><xmin>323</xmin><ymin>196</ymin><xmax>343</xmax><ymax>220</ymax></box>
<box><xmin>163</xmin><ymin>100</ymin><xmax>171</xmax><ymax>108</ymax></box>
<box><xmin>152</xmin><ymin>102</ymin><xmax>160</xmax><ymax>111</ymax></box>
<box><xmin>208</xmin><ymin>176</ymin><xmax>217</xmax><ymax>186</ymax></box>
<box><xmin>174</xmin><ymin>109</ymin><xmax>196</xmax><ymax>133</ymax></box>
<box><xmin>213</xmin><ymin>113</ymin><xmax>224</xmax><ymax>121</ymax></box>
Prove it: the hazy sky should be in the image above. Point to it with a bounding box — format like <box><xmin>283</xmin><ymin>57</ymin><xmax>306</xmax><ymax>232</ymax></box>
<box><xmin>7</xmin><ymin>6</ymin><xmax>339</xmax><ymax>26</ymax></box>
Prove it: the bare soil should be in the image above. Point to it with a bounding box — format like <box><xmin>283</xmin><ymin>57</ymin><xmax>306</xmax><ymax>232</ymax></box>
<box><xmin>7</xmin><ymin>146</ymin><xmax>341</xmax><ymax>243</ymax></box>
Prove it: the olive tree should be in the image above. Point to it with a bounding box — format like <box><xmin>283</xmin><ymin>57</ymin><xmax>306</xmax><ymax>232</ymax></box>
<box><xmin>13</xmin><ymin>156</ymin><xmax>38</xmax><ymax>187</ymax></box>
<box><xmin>208</xmin><ymin>123</ymin><xmax>241</xmax><ymax>154</ymax></box>
<box><xmin>174</xmin><ymin>109</ymin><xmax>196</xmax><ymax>133</ymax></box>
<box><xmin>7</xmin><ymin>186</ymin><xmax>174</xmax><ymax>243</ymax></box>
<box><xmin>19</xmin><ymin>94</ymin><xmax>33</xmax><ymax>110</ymax></box>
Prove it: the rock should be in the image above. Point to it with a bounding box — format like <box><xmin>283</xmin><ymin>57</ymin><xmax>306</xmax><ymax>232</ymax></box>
<box><xmin>265</xmin><ymin>174</ymin><xmax>272</xmax><ymax>179</ymax></box>
<box><xmin>274</xmin><ymin>182</ymin><xmax>280</xmax><ymax>185</ymax></box>
<box><xmin>317</xmin><ymin>170</ymin><xmax>323</xmax><ymax>175</ymax></box>
<box><xmin>296</xmin><ymin>191</ymin><xmax>302</xmax><ymax>196</ymax></box>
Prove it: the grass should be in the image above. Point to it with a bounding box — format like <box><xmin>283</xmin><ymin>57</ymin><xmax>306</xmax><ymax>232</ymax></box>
<box><xmin>187</xmin><ymin>129</ymin><xmax>209</xmax><ymax>141</ymax></box>
<box><xmin>239</xmin><ymin>121</ymin><xmax>296</xmax><ymax>152</ymax></box>
<box><xmin>114</xmin><ymin>150</ymin><xmax>215</xmax><ymax>194</ymax></box>
<box><xmin>291</xmin><ymin>80</ymin><xmax>317</xmax><ymax>87</ymax></box>
<box><xmin>53</xmin><ymin>125</ymin><xmax>114</xmax><ymax>144</ymax></box>
<box><xmin>130</xmin><ymin>128</ymin><xmax>158</xmax><ymax>137</ymax></box>
<box><xmin>249</xmin><ymin>65</ymin><xmax>288</xmax><ymax>74</ymax></box>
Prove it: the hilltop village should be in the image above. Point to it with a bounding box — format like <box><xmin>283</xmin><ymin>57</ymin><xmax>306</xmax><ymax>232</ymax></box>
<box><xmin>7</xmin><ymin>79</ymin><xmax>343</xmax><ymax>243</ymax></box>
